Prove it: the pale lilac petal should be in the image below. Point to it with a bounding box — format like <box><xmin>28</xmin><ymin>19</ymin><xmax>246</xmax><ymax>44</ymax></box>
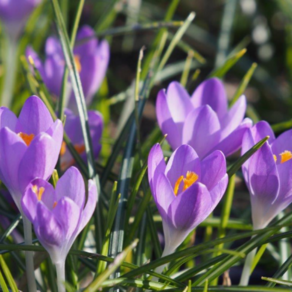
<box><xmin>165</xmin><ymin>144</ymin><xmax>201</xmax><ymax>189</ymax></box>
<box><xmin>16</xmin><ymin>96</ymin><xmax>54</xmax><ymax>135</ymax></box>
<box><xmin>169</xmin><ymin>182</ymin><xmax>212</xmax><ymax>230</ymax></box>
<box><xmin>17</xmin><ymin>133</ymin><xmax>57</xmax><ymax>192</ymax></box>
<box><xmin>271</xmin><ymin>129</ymin><xmax>292</xmax><ymax>157</ymax></box>
<box><xmin>148</xmin><ymin>144</ymin><xmax>166</xmax><ymax>194</ymax></box>
<box><xmin>214</xmin><ymin>118</ymin><xmax>253</xmax><ymax>157</ymax></box>
<box><xmin>55</xmin><ymin>166</ymin><xmax>85</xmax><ymax>207</ymax></box>
<box><xmin>74</xmin><ymin>25</ymin><xmax>97</xmax><ymax>55</ymax></box>
<box><xmin>156</xmin><ymin>89</ymin><xmax>181</xmax><ymax>150</ymax></box>
<box><xmin>0</xmin><ymin>107</ymin><xmax>17</xmax><ymax>131</ymax></box>
<box><xmin>166</xmin><ymin>82</ymin><xmax>193</xmax><ymax>123</ymax></box>
<box><xmin>248</xmin><ymin>142</ymin><xmax>279</xmax><ymax>204</ymax></box>
<box><xmin>191</xmin><ymin>78</ymin><xmax>228</xmax><ymax>119</ymax></box>
<box><xmin>21</xmin><ymin>185</ymin><xmax>38</xmax><ymax>222</ymax></box>
<box><xmin>0</xmin><ymin>128</ymin><xmax>26</xmax><ymax>205</ymax></box>
<box><xmin>182</xmin><ymin>105</ymin><xmax>221</xmax><ymax>158</ymax></box>
<box><xmin>220</xmin><ymin>95</ymin><xmax>247</xmax><ymax>137</ymax></box>
<box><xmin>45</xmin><ymin>37</ymin><xmax>63</xmax><ymax>56</ymax></box>
<box><xmin>53</xmin><ymin>197</ymin><xmax>81</xmax><ymax>242</ymax></box>
<box><xmin>155</xmin><ymin>173</ymin><xmax>175</xmax><ymax>219</ymax></box>
<box><xmin>78</xmin><ymin>180</ymin><xmax>97</xmax><ymax>232</ymax></box>
<box><xmin>200</xmin><ymin>150</ymin><xmax>227</xmax><ymax>191</ymax></box>
<box><xmin>209</xmin><ymin>174</ymin><xmax>228</xmax><ymax>205</ymax></box>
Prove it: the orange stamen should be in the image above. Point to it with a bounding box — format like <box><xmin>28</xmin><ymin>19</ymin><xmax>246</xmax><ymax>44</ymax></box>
<box><xmin>60</xmin><ymin>141</ymin><xmax>66</xmax><ymax>156</ymax></box>
<box><xmin>18</xmin><ymin>132</ymin><xmax>34</xmax><ymax>146</ymax></box>
<box><xmin>32</xmin><ymin>186</ymin><xmax>45</xmax><ymax>201</ymax></box>
<box><xmin>174</xmin><ymin>171</ymin><xmax>198</xmax><ymax>196</ymax></box>
<box><xmin>53</xmin><ymin>201</ymin><xmax>57</xmax><ymax>209</ymax></box>
<box><xmin>74</xmin><ymin>144</ymin><xmax>85</xmax><ymax>155</ymax></box>
<box><xmin>280</xmin><ymin>150</ymin><xmax>292</xmax><ymax>164</ymax></box>
<box><xmin>74</xmin><ymin>55</ymin><xmax>82</xmax><ymax>72</ymax></box>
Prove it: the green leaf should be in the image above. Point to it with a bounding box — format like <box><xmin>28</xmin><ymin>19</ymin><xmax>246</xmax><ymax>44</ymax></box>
<box><xmin>262</xmin><ymin>277</ymin><xmax>292</xmax><ymax>287</ymax></box>
<box><xmin>0</xmin><ymin>255</ymin><xmax>18</xmax><ymax>292</ymax></box>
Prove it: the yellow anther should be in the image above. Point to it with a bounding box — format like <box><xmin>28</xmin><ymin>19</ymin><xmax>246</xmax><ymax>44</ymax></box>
<box><xmin>32</xmin><ymin>186</ymin><xmax>45</xmax><ymax>201</ymax></box>
<box><xmin>53</xmin><ymin>201</ymin><xmax>57</xmax><ymax>209</ymax></box>
<box><xmin>273</xmin><ymin>154</ymin><xmax>277</xmax><ymax>162</ymax></box>
<box><xmin>280</xmin><ymin>150</ymin><xmax>292</xmax><ymax>164</ymax></box>
<box><xmin>74</xmin><ymin>144</ymin><xmax>85</xmax><ymax>155</ymax></box>
<box><xmin>174</xmin><ymin>171</ymin><xmax>198</xmax><ymax>196</ymax></box>
<box><xmin>18</xmin><ymin>132</ymin><xmax>34</xmax><ymax>146</ymax></box>
<box><xmin>74</xmin><ymin>55</ymin><xmax>82</xmax><ymax>72</ymax></box>
<box><xmin>60</xmin><ymin>141</ymin><xmax>66</xmax><ymax>156</ymax></box>
<box><xmin>174</xmin><ymin>176</ymin><xmax>184</xmax><ymax>196</ymax></box>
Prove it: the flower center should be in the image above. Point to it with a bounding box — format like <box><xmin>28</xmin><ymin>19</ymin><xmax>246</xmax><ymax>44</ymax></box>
<box><xmin>174</xmin><ymin>171</ymin><xmax>198</xmax><ymax>196</ymax></box>
<box><xmin>74</xmin><ymin>143</ymin><xmax>85</xmax><ymax>155</ymax></box>
<box><xmin>18</xmin><ymin>132</ymin><xmax>34</xmax><ymax>146</ymax></box>
<box><xmin>274</xmin><ymin>150</ymin><xmax>292</xmax><ymax>164</ymax></box>
<box><xmin>60</xmin><ymin>141</ymin><xmax>66</xmax><ymax>156</ymax></box>
<box><xmin>74</xmin><ymin>55</ymin><xmax>82</xmax><ymax>72</ymax></box>
<box><xmin>53</xmin><ymin>201</ymin><xmax>58</xmax><ymax>208</ymax></box>
<box><xmin>32</xmin><ymin>185</ymin><xmax>45</xmax><ymax>201</ymax></box>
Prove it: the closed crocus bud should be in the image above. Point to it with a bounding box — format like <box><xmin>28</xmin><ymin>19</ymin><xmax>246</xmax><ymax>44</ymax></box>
<box><xmin>60</xmin><ymin>108</ymin><xmax>103</xmax><ymax>170</ymax></box>
<box><xmin>21</xmin><ymin>166</ymin><xmax>97</xmax><ymax>292</ymax></box>
<box><xmin>156</xmin><ymin>78</ymin><xmax>252</xmax><ymax>157</ymax></box>
<box><xmin>148</xmin><ymin>144</ymin><xmax>228</xmax><ymax>259</ymax></box>
<box><xmin>0</xmin><ymin>0</ymin><xmax>42</xmax><ymax>39</ymax></box>
<box><xmin>0</xmin><ymin>95</ymin><xmax>63</xmax><ymax>213</ymax></box>
<box><xmin>242</xmin><ymin>121</ymin><xmax>292</xmax><ymax>230</ymax></box>
<box><xmin>26</xmin><ymin>25</ymin><xmax>110</xmax><ymax>112</ymax></box>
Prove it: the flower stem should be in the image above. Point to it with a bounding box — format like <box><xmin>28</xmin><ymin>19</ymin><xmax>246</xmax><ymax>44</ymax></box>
<box><xmin>239</xmin><ymin>248</ymin><xmax>257</xmax><ymax>285</ymax></box>
<box><xmin>23</xmin><ymin>216</ymin><xmax>37</xmax><ymax>292</ymax></box>
<box><xmin>1</xmin><ymin>35</ymin><xmax>18</xmax><ymax>107</ymax></box>
<box><xmin>55</xmin><ymin>261</ymin><xmax>66</xmax><ymax>292</ymax></box>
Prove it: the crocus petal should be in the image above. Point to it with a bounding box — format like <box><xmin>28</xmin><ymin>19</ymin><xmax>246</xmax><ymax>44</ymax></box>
<box><xmin>271</xmin><ymin>129</ymin><xmax>292</xmax><ymax>156</ymax></box>
<box><xmin>15</xmin><ymin>96</ymin><xmax>54</xmax><ymax>135</ymax></box>
<box><xmin>209</xmin><ymin>174</ymin><xmax>228</xmax><ymax>205</ymax></box>
<box><xmin>17</xmin><ymin>133</ymin><xmax>57</xmax><ymax>192</ymax></box>
<box><xmin>55</xmin><ymin>166</ymin><xmax>85</xmax><ymax>207</ymax></box>
<box><xmin>200</xmin><ymin>150</ymin><xmax>227</xmax><ymax>191</ymax></box>
<box><xmin>155</xmin><ymin>173</ymin><xmax>175</xmax><ymax>219</ymax></box>
<box><xmin>74</xmin><ymin>25</ymin><xmax>97</xmax><ymax>55</ymax></box>
<box><xmin>220</xmin><ymin>95</ymin><xmax>247</xmax><ymax>137</ymax></box>
<box><xmin>248</xmin><ymin>142</ymin><xmax>279</xmax><ymax>203</ymax></box>
<box><xmin>191</xmin><ymin>78</ymin><xmax>228</xmax><ymax>119</ymax></box>
<box><xmin>156</xmin><ymin>89</ymin><xmax>182</xmax><ymax>149</ymax></box>
<box><xmin>0</xmin><ymin>107</ymin><xmax>17</xmax><ymax>131</ymax></box>
<box><xmin>148</xmin><ymin>144</ymin><xmax>166</xmax><ymax>195</ymax></box>
<box><xmin>213</xmin><ymin>118</ymin><xmax>253</xmax><ymax>157</ymax></box>
<box><xmin>88</xmin><ymin>110</ymin><xmax>103</xmax><ymax>143</ymax></box>
<box><xmin>78</xmin><ymin>180</ymin><xmax>97</xmax><ymax>232</ymax></box>
<box><xmin>182</xmin><ymin>105</ymin><xmax>221</xmax><ymax>158</ymax></box>
<box><xmin>22</xmin><ymin>185</ymin><xmax>38</xmax><ymax>222</ymax></box>
<box><xmin>53</xmin><ymin>197</ymin><xmax>81</xmax><ymax>242</ymax></box>
<box><xmin>45</xmin><ymin>37</ymin><xmax>63</xmax><ymax>56</ymax></box>
<box><xmin>165</xmin><ymin>144</ymin><xmax>201</xmax><ymax>189</ymax></box>
<box><xmin>0</xmin><ymin>128</ymin><xmax>26</xmax><ymax>208</ymax></box>
<box><xmin>169</xmin><ymin>182</ymin><xmax>212</xmax><ymax>230</ymax></box>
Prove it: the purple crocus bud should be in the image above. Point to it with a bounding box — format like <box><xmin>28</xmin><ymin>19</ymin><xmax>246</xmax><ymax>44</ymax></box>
<box><xmin>60</xmin><ymin>108</ymin><xmax>103</xmax><ymax>170</ymax></box>
<box><xmin>26</xmin><ymin>25</ymin><xmax>110</xmax><ymax>111</ymax></box>
<box><xmin>148</xmin><ymin>144</ymin><xmax>228</xmax><ymax>256</ymax></box>
<box><xmin>0</xmin><ymin>95</ymin><xmax>63</xmax><ymax>213</ymax></box>
<box><xmin>21</xmin><ymin>166</ymin><xmax>97</xmax><ymax>264</ymax></box>
<box><xmin>242</xmin><ymin>121</ymin><xmax>292</xmax><ymax>230</ymax></box>
<box><xmin>156</xmin><ymin>78</ymin><xmax>253</xmax><ymax>158</ymax></box>
<box><xmin>0</xmin><ymin>0</ymin><xmax>42</xmax><ymax>39</ymax></box>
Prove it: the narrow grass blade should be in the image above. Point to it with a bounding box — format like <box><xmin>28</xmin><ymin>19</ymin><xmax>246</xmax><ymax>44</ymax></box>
<box><xmin>272</xmin><ymin>119</ymin><xmax>292</xmax><ymax>133</ymax></box>
<box><xmin>209</xmin><ymin>48</ymin><xmax>247</xmax><ymax>78</ymax></box>
<box><xmin>227</xmin><ymin>136</ymin><xmax>269</xmax><ymax>177</ymax></box>
<box><xmin>263</xmin><ymin>277</ymin><xmax>292</xmax><ymax>287</ymax></box>
<box><xmin>0</xmin><ymin>255</ymin><xmax>18</xmax><ymax>292</ymax></box>
<box><xmin>84</xmin><ymin>240</ymin><xmax>138</xmax><ymax>292</ymax></box>
<box><xmin>251</xmin><ymin>244</ymin><xmax>268</xmax><ymax>273</ymax></box>
<box><xmin>0</xmin><ymin>270</ymin><xmax>9</xmax><ymax>292</ymax></box>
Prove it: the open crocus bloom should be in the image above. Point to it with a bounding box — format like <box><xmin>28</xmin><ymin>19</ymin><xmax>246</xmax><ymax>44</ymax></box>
<box><xmin>60</xmin><ymin>108</ymin><xmax>103</xmax><ymax>170</ymax></box>
<box><xmin>26</xmin><ymin>25</ymin><xmax>110</xmax><ymax>111</ymax></box>
<box><xmin>21</xmin><ymin>166</ymin><xmax>97</xmax><ymax>264</ymax></box>
<box><xmin>242</xmin><ymin>121</ymin><xmax>292</xmax><ymax>230</ymax></box>
<box><xmin>148</xmin><ymin>144</ymin><xmax>228</xmax><ymax>256</ymax></box>
<box><xmin>0</xmin><ymin>0</ymin><xmax>41</xmax><ymax>39</ymax></box>
<box><xmin>0</xmin><ymin>95</ymin><xmax>63</xmax><ymax>213</ymax></box>
<box><xmin>156</xmin><ymin>78</ymin><xmax>252</xmax><ymax>158</ymax></box>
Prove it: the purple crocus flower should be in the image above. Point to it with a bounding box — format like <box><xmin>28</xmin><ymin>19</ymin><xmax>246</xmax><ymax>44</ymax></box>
<box><xmin>156</xmin><ymin>78</ymin><xmax>252</xmax><ymax>158</ymax></box>
<box><xmin>0</xmin><ymin>95</ymin><xmax>63</xmax><ymax>213</ymax></box>
<box><xmin>26</xmin><ymin>25</ymin><xmax>110</xmax><ymax>111</ymax></box>
<box><xmin>21</xmin><ymin>166</ymin><xmax>97</xmax><ymax>291</ymax></box>
<box><xmin>148</xmin><ymin>144</ymin><xmax>228</xmax><ymax>257</ymax></box>
<box><xmin>60</xmin><ymin>108</ymin><xmax>103</xmax><ymax>170</ymax></box>
<box><xmin>242</xmin><ymin>121</ymin><xmax>292</xmax><ymax>230</ymax></box>
<box><xmin>0</xmin><ymin>0</ymin><xmax>41</xmax><ymax>39</ymax></box>
<box><xmin>21</xmin><ymin>166</ymin><xmax>97</xmax><ymax>264</ymax></box>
